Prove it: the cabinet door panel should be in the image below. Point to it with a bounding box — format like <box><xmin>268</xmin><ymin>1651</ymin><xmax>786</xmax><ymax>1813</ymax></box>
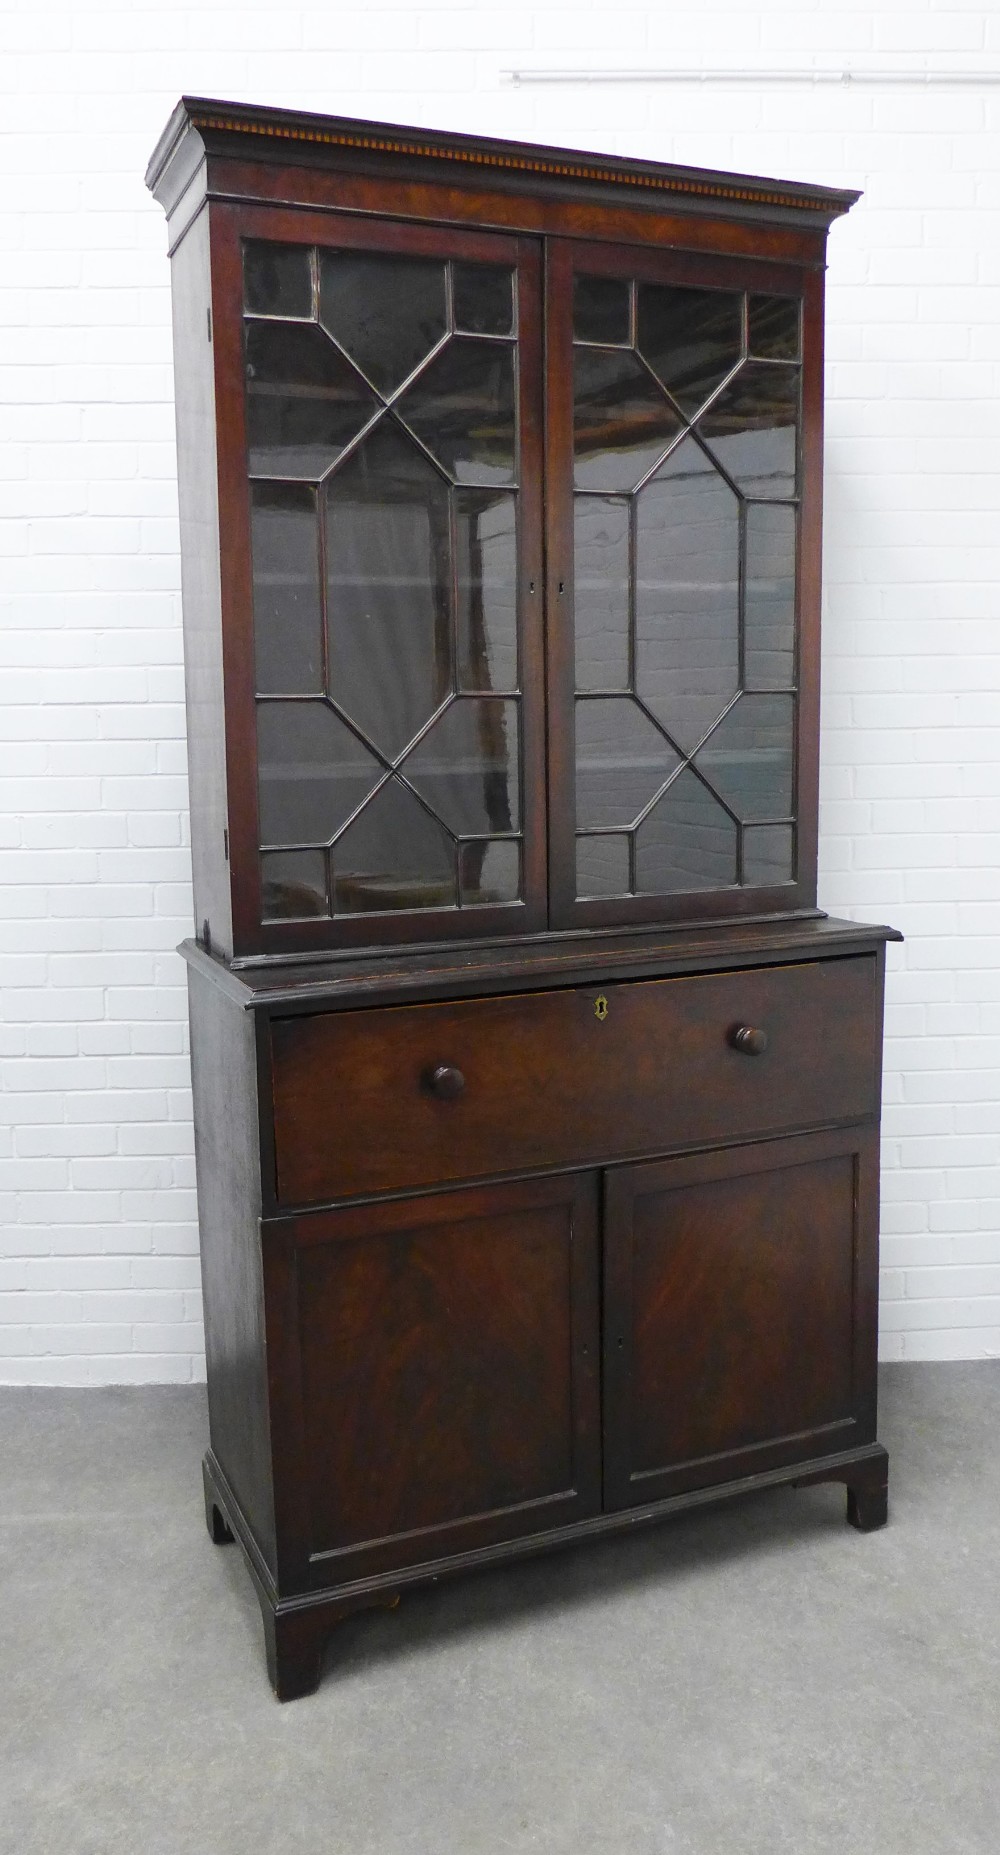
<box><xmin>602</xmin><ymin>1128</ymin><xmax>878</xmax><ymax>1510</ymax></box>
<box><xmin>267</xmin><ymin>1172</ymin><xmax>601</xmax><ymax>1585</ymax></box>
<box><xmin>211</xmin><ymin>204</ymin><xmax>546</xmax><ymax>957</ymax></box>
<box><xmin>546</xmin><ymin>237</ymin><xmax>821</xmax><ymax>932</ymax></box>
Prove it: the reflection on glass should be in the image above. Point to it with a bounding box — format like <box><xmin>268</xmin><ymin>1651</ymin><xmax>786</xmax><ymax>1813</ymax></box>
<box><xmin>333</xmin><ymin>779</ymin><xmax>457</xmax><ymax>913</ymax></box>
<box><xmin>574</xmin><ymin>275</ymin><xmax>630</xmax><ymax>344</ymax></box>
<box><xmin>399</xmin><ymin>340</ymin><xmax>516</xmax><ymax>485</ymax></box>
<box><xmin>574</xmin><ymin>496</ymin><xmax>630</xmax><ymax>692</ymax></box>
<box><xmin>403</xmin><ymin>697</ymin><xmax>520</xmax><ymax>836</ymax></box>
<box><xmin>244</xmin><ymin>242</ymin><xmax>313</xmax><ymax>319</ymax></box>
<box><xmin>694</xmin><ymin>693</ymin><xmax>795</xmax><ymax>821</ymax></box>
<box><xmin>319</xmin><ymin>251</ymin><xmax>446</xmax><ymax>396</ymax></box>
<box><xmin>696</xmin><ymin>360</ymin><xmax>799</xmax><ymax>498</ymax></box>
<box><xmin>635</xmin><ymin>437</ymin><xmax>740</xmax><ymax>752</ymax></box>
<box><xmin>261</xmin><ymin>849</ymin><xmax>327</xmax><ymax>920</ymax></box>
<box><xmin>637</xmin><ymin>284</ymin><xmax>742</xmax><ymax>419</ymax></box>
<box><xmin>245</xmin><ymin>322</ymin><xmax>379</xmax><ymax>479</ymax></box>
<box><xmin>743</xmin><ymin>823</ymin><xmax>794</xmax><ymax>885</ymax></box>
<box><xmin>459</xmin><ymin>838</ymin><xmax>521</xmax><ymax>905</ymax></box>
<box><xmin>748</xmin><ymin>295</ymin><xmax>800</xmax><ymax>360</ymax></box>
<box><xmin>575</xmin><ymin>697</ymin><xmax>676</xmax><ymax>828</ymax></box>
<box><xmin>455</xmin><ymin>490</ymin><xmax>518</xmax><ymax>692</ymax></box>
<box><xmin>745</xmin><ymin>503</ymin><xmax>796</xmax><ymax>690</ymax></box>
<box><xmin>573</xmin><ymin>348</ymin><xmax>682</xmax><ymax>492</ymax></box>
<box><xmin>453</xmin><ymin>263</ymin><xmax>514</xmax><ymax>336</ymax></box>
<box><xmin>576</xmin><ymin>834</ymin><xmax>631</xmax><ymax>899</ymax></box>
<box><xmin>635</xmin><ymin>768</ymin><xmax>737</xmax><ymax>893</ymax></box>
<box><xmin>251</xmin><ymin>484</ymin><xmax>323</xmax><ymax>695</ymax></box>
<box><xmin>325</xmin><ymin>423</ymin><xmax>452</xmax><ymax>761</ymax></box>
<box><xmin>256</xmin><ymin>701</ymin><xmax>382</xmax><ymax>845</ymax></box>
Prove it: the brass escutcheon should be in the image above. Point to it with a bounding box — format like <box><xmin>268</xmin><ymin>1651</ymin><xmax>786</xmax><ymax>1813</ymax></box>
<box><xmin>594</xmin><ymin>994</ymin><xmax>609</xmax><ymax>1022</ymax></box>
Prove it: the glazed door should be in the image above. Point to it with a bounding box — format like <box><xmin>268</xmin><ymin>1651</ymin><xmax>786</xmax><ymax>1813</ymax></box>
<box><xmin>601</xmin><ymin>1128</ymin><xmax>879</xmax><ymax>1510</ymax></box>
<box><xmin>545</xmin><ymin>238</ymin><xmax>821</xmax><ymax>930</ymax></box>
<box><xmin>211</xmin><ymin>204</ymin><xmax>546</xmax><ymax>956</ymax></box>
<box><xmin>267</xmin><ymin>1171</ymin><xmax>601</xmax><ymax>1586</ymax></box>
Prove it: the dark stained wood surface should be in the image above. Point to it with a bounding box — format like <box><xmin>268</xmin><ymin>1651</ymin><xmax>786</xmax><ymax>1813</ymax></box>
<box><xmin>181</xmin><ymin>913</ymin><xmax>901</xmax><ymax>1011</ymax></box>
<box><xmin>148</xmin><ymin>97</ymin><xmax>859</xmax><ymax>231</ymax></box>
<box><xmin>265</xmin><ymin>1173</ymin><xmax>601</xmax><ymax>1582</ymax></box>
<box><xmin>169</xmin><ymin>208</ymin><xmax>233</xmax><ymax>960</ymax></box>
<box><xmin>187</xmin><ymin>962</ymin><xmax>275</xmax><ymax>1570</ymax></box>
<box><xmin>602</xmin><ymin>1126</ymin><xmax>880</xmax><ymax>1505</ymax></box>
<box><xmin>269</xmin><ymin>955</ymin><xmax>879</xmax><ymax>1205</ymax></box>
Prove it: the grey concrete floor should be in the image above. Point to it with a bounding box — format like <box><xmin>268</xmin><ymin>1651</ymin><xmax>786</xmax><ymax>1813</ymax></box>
<box><xmin>2</xmin><ymin>1365</ymin><xmax>999</xmax><ymax>1855</ymax></box>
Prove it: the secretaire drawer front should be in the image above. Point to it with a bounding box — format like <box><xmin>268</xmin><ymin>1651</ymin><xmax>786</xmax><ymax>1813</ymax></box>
<box><xmin>269</xmin><ymin>956</ymin><xmax>879</xmax><ymax>1205</ymax></box>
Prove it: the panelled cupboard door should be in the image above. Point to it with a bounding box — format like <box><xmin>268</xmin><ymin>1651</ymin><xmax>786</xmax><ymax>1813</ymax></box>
<box><xmin>601</xmin><ymin>1128</ymin><xmax>879</xmax><ymax>1510</ymax></box>
<box><xmin>545</xmin><ymin>237</ymin><xmax>823</xmax><ymax>931</ymax></box>
<box><xmin>266</xmin><ymin>1172</ymin><xmax>601</xmax><ymax>1585</ymax></box>
<box><xmin>209</xmin><ymin>203</ymin><xmax>546</xmax><ymax>955</ymax></box>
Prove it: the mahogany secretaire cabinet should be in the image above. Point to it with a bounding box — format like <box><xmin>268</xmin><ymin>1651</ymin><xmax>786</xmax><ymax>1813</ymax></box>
<box><xmin>147</xmin><ymin>97</ymin><xmax>900</xmax><ymax>1699</ymax></box>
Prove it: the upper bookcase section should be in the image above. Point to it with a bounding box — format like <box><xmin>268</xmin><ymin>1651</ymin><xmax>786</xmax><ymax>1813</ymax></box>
<box><xmin>147</xmin><ymin>96</ymin><xmax>859</xmax><ymax>258</ymax></box>
<box><xmin>148</xmin><ymin>100</ymin><xmax>858</xmax><ymax>964</ymax></box>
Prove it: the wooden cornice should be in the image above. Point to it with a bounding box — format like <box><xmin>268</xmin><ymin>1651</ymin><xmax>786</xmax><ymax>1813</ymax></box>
<box><xmin>146</xmin><ymin>95</ymin><xmax>860</xmax><ymax>230</ymax></box>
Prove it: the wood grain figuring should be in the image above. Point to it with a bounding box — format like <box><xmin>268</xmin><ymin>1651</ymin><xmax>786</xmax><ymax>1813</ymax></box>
<box><xmin>269</xmin><ymin>956</ymin><xmax>878</xmax><ymax>1205</ymax></box>
<box><xmin>603</xmin><ymin>1134</ymin><xmax>865</xmax><ymax>1508</ymax></box>
<box><xmin>601</xmin><ymin>1127</ymin><xmax>875</xmax><ymax>1506</ymax></box>
<box><xmin>278</xmin><ymin>1173</ymin><xmax>601</xmax><ymax>1577</ymax></box>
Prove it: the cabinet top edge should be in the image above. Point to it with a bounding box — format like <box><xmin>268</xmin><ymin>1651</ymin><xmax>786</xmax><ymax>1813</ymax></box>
<box><xmin>180</xmin><ymin>917</ymin><xmax>902</xmax><ymax>1014</ymax></box>
<box><xmin>146</xmin><ymin>95</ymin><xmax>861</xmax><ymax>229</ymax></box>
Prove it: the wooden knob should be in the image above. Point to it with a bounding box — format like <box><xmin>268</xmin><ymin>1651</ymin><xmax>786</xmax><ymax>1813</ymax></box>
<box><xmin>425</xmin><ymin>1063</ymin><xmax>466</xmax><ymax>1100</ymax></box>
<box><xmin>729</xmin><ymin>1025</ymin><xmax>768</xmax><ymax>1056</ymax></box>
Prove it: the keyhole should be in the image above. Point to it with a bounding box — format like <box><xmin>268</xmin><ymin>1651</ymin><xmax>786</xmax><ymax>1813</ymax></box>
<box><xmin>594</xmin><ymin>994</ymin><xmax>608</xmax><ymax>1022</ymax></box>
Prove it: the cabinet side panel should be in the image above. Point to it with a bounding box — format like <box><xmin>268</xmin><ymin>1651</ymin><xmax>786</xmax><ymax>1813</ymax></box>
<box><xmin>170</xmin><ymin>208</ymin><xmax>232</xmax><ymax>958</ymax></box>
<box><xmin>188</xmin><ymin>966</ymin><xmax>275</xmax><ymax>1569</ymax></box>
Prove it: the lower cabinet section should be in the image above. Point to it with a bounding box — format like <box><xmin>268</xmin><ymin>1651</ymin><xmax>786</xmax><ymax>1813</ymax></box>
<box><xmin>205</xmin><ymin>1119</ymin><xmax>886</xmax><ymax>1699</ymax></box>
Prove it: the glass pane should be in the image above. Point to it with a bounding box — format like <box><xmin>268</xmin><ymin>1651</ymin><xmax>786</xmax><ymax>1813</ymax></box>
<box><xmin>399</xmin><ymin>340</ymin><xmax>516</xmax><ymax>486</ymax></box>
<box><xmin>574</xmin><ymin>496</ymin><xmax>630</xmax><ymax>692</ymax></box>
<box><xmin>574</xmin><ymin>275</ymin><xmax>629</xmax><ymax>344</ymax></box>
<box><xmin>635</xmin><ymin>437</ymin><xmax>740</xmax><ymax>753</ymax></box>
<box><xmin>696</xmin><ymin>361</ymin><xmax>799</xmax><ymax>499</ymax></box>
<box><xmin>318</xmin><ymin>251</ymin><xmax>446</xmax><ymax>397</ymax></box>
<box><xmin>694</xmin><ymin>693</ymin><xmax>795</xmax><ymax>822</ymax></box>
<box><xmin>745</xmin><ymin>503</ymin><xmax>796</xmax><ymax>690</ymax></box>
<box><xmin>576</xmin><ymin>834</ymin><xmax>631</xmax><ymax>899</ymax></box>
<box><xmin>244</xmin><ymin>242</ymin><xmax>312</xmax><ymax>319</ymax></box>
<box><xmin>325</xmin><ymin>422</ymin><xmax>453</xmax><ymax>761</ymax></box>
<box><xmin>743</xmin><ymin>823</ymin><xmax>794</xmax><ymax>885</ymax></box>
<box><xmin>245</xmin><ymin>322</ymin><xmax>379</xmax><ymax>479</ymax></box>
<box><xmin>455</xmin><ymin>490</ymin><xmax>518</xmax><ymax>692</ymax></box>
<box><xmin>575</xmin><ymin>697</ymin><xmax>677</xmax><ymax>829</ymax></box>
<box><xmin>261</xmin><ymin>849</ymin><xmax>327</xmax><ymax>920</ymax></box>
<box><xmin>637</xmin><ymin>284</ymin><xmax>742</xmax><ymax>420</ymax></box>
<box><xmin>402</xmin><ymin>697</ymin><xmax>520</xmax><ymax>835</ymax></box>
<box><xmin>333</xmin><ymin>779</ymin><xmax>457</xmax><ymax>914</ymax></box>
<box><xmin>453</xmin><ymin>263</ymin><xmax>514</xmax><ymax>336</ymax></box>
<box><xmin>748</xmin><ymin>295</ymin><xmax>800</xmax><ymax>360</ymax></box>
<box><xmin>635</xmin><ymin>769</ymin><xmax>737</xmax><ymax>893</ymax></box>
<box><xmin>251</xmin><ymin>484</ymin><xmax>323</xmax><ymax>695</ymax></box>
<box><xmin>574</xmin><ymin>349</ymin><xmax>682</xmax><ymax>492</ymax></box>
<box><xmin>459</xmin><ymin>838</ymin><xmax>521</xmax><ymax>905</ymax></box>
<box><xmin>256</xmin><ymin>701</ymin><xmax>382</xmax><ymax>846</ymax></box>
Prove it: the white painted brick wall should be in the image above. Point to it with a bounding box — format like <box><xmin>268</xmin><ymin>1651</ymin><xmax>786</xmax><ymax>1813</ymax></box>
<box><xmin>2</xmin><ymin>0</ymin><xmax>998</xmax><ymax>1380</ymax></box>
